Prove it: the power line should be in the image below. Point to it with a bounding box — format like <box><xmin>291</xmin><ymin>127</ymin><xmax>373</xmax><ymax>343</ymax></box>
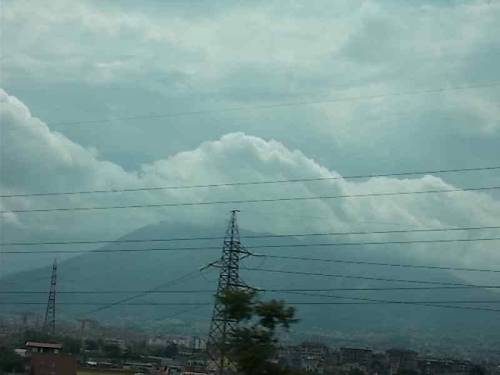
<box><xmin>259</xmin><ymin>254</ymin><xmax>500</xmax><ymax>273</ymax></box>
<box><xmin>281</xmin><ymin>290</ymin><xmax>500</xmax><ymax>305</ymax></box>
<box><xmin>1</xmin><ymin>300</ymin><xmax>500</xmax><ymax>313</ymax></box>
<box><xmin>2</xmin><ymin>224</ymin><xmax>499</xmax><ymax>247</ymax></box>
<box><xmin>81</xmin><ymin>269</ymin><xmax>202</xmax><ymax>316</ymax></box>
<box><xmin>276</xmin><ymin>291</ymin><xmax>500</xmax><ymax>313</ymax></box>
<box><xmin>2</xmin><ymin>165</ymin><xmax>499</xmax><ymax>198</ymax></box>
<box><xmin>0</xmin><ymin>290</ymin><xmax>218</xmax><ymax>295</ymax></box>
<box><xmin>2</xmin><ymin>300</ymin><xmax>500</xmax><ymax>305</ymax></box>
<box><xmin>2</xmin><ymin>185</ymin><xmax>499</xmax><ymax>214</ymax></box>
<box><xmin>0</xmin><ymin>245</ymin><xmax>220</xmax><ymax>254</ymax></box>
<box><xmin>0</xmin><ymin>302</ymin><xmax>211</xmax><ymax>306</ymax></box>
<box><xmin>2</xmin><ymin>236</ymin><xmax>499</xmax><ymax>254</ymax></box>
<box><xmin>158</xmin><ymin>304</ymin><xmax>211</xmax><ymax>321</ymax></box>
<box><xmin>270</xmin><ymin>286</ymin><xmax>500</xmax><ymax>291</ymax></box>
<box><xmin>3</xmin><ymin>285</ymin><xmax>500</xmax><ymax>295</ymax></box>
<box><xmin>247</xmin><ymin>236</ymin><xmax>500</xmax><ymax>249</ymax></box>
<box><xmin>282</xmin><ymin>302</ymin><xmax>500</xmax><ymax>312</ymax></box>
<box><xmin>44</xmin><ymin>81</ymin><xmax>500</xmax><ymax>127</ymax></box>
<box><xmin>241</xmin><ymin>267</ymin><xmax>490</xmax><ymax>287</ymax></box>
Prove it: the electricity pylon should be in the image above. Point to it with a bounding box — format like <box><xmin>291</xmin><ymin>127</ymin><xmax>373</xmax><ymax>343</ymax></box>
<box><xmin>43</xmin><ymin>259</ymin><xmax>57</xmax><ymax>336</ymax></box>
<box><xmin>206</xmin><ymin>210</ymin><xmax>252</xmax><ymax>375</ymax></box>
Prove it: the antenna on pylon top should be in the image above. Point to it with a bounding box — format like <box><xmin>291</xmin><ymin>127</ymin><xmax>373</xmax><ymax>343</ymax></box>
<box><xmin>43</xmin><ymin>259</ymin><xmax>57</xmax><ymax>336</ymax></box>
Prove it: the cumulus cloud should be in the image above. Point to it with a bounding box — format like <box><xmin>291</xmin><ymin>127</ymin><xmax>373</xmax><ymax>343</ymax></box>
<box><xmin>1</xmin><ymin>90</ymin><xmax>500</xmax><ymax>284</ymax></box>
<box><xmin>1</xmin><ymin>0</ymin><xmax>499</xmax><ymax>179</ymax></box>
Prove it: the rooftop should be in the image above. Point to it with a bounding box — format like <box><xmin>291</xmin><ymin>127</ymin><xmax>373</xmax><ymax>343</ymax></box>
<box><xmin>25</xmin><ymin>341</ymin><xmax>63</xmax><ymax>349</ymax></box>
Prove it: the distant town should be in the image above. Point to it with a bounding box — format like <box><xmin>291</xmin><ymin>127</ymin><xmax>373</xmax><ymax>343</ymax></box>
<box><xmin>1</xmin><ymin>318</ymin><xmax>499</xmax><ymax>375</ymax></box>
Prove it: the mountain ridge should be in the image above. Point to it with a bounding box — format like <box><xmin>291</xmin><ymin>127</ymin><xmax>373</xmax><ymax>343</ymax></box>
<box><xmin>2</xmin><ymin>220</ymin><xmax>499</xmax><ymax>343</ymax></box>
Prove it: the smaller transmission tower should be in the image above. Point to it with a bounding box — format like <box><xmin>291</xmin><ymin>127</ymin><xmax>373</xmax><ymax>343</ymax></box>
<box><xmin>43</xmin><ymin>259</ymin><xmax>57</xmax><ymax>336</ymax></box>
<box><xmin>207</xmin><ymin>210</ymin><xmax>252</xmax><ymax>375</ymax></box>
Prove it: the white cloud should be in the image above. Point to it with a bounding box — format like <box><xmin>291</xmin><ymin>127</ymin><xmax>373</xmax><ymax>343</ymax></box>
<box><xmin>2</xmin><ymin>0</ymin><xmax>499</xmax><ymax>165</ymax></box>
<box><xmin>1</xmin><ymin>90</ymin><xmax>500</xmax><ymax>282</ymax></box>
<box><xmin>443</xmin><ymin>91</ymin><xmax>500</xmax><ymax>134</ymax></box>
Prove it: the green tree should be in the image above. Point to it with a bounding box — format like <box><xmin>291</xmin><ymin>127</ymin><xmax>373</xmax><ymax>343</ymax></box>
<box><xmin>84</xmin><ymin>339</ymin><xmax>99</xmax><ymax>351</ymax></box>
<box><xmin>102</xmin><ymin>343</ymin><xmax>122</xmax><ymax>358</ymax></box>
<box><xmin>396</xmin><ymin>370</ymin><xmax>419</xmax><ymax>375</ymax></box>
<box><xmin>469</xmin><ymin>365</ymin><xmax>486</xmax><ymax>375</ymax></box>
<box><xmin>162</xmin><ymin>343</ymin><xmax>179</xmax><ymax>358</ymax></box>
<box><xmin>0</xmin><ymin>347</ymin><xmax>25</xmax><ymax>373</ymax></box>
<box><xmin>216</xmin><ymin>288</ymin><xmax>301</xmax><ymax>375</ymax></box>
<box><xmin>60</xmin><ymin>336</ymin><xmax>81</xmax><ymax>354</ymax></box>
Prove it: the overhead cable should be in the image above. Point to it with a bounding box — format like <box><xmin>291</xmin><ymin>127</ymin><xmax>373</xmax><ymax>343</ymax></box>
<box><xmin>2</xmin><ymin>185</ymin><xmax>499</xmax><ymax>214</ymax></box>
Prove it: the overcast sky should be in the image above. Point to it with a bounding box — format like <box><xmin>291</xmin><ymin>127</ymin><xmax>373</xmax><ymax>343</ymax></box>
<box><xmin>1</xmin><ymin>0</ymin><xmax>500</xmax><ymax>278</ymax></box>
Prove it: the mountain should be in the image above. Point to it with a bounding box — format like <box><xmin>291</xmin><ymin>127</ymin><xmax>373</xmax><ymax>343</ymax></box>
<box><xmin>2</xmin><ymin>220</ymin><xmax>500</xmax><ymax>347</ymax></box>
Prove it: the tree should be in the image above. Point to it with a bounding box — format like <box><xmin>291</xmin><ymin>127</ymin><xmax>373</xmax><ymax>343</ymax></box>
<box><xmin>162</xmin><ymin>343</ymin><xmax>179</xmax><ymax>358</ymax></box>
<box><xmin>102</xmin><ymin>343</ymin><xmax>121</xmax><ymax>358</ymax></box>
<box><xmin>60</xmin><ymin>336</ymin><xmax>81</xmax><ymax>355</ymax></box>
<box><xmin>0</xmin><ymin>347</ymin><xmax>25</xmax><ymax>373</ymax></box>
<box><xmin>469</xmin><ymin>365</ymin><xmax>486</xmax><ymax>375</ymax></box>
<box><xmin>216</xmin><ymin>288</ymin><xmax>301</xmax><ymax>375</ymax></box>
<box><xmin>396</xmin><ymin>370</ymin><xmax>419</xmax><ymax>375</ymax></box>
<box><xmin>84</xmin><ymin>339</ymin><xmax>99</xmax><ymax>351</ymax></box>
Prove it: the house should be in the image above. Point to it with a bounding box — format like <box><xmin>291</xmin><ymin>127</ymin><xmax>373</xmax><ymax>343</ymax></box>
<box><xmin>25</xmin><ymin>341</ymin><xmax>62</xmax><ymax>354</ymax></box>
<box><xmin>25</xmin><ymin>341</ymin><xmax>77</xmax><ymax>375</ymax></box>
<box><xmin>30</xmin><ymin>353</ymin><xmax>77</xmax><ymax>375</ymax></box>
<box><xmin>340</xmin><ymin>347</ymin><xmax>373</xmax><ymax>367</ymax></box>
<box><xmin>387</xmin><ymin>349</ymin><xmax>418</xmax><ymax>374</ymax></box>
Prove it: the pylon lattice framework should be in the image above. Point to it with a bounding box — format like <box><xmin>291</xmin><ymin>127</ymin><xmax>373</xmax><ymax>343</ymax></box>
<box><xmin>206</xmin><ymin>210</ymin><xmax>252</xmax><ymax>375</ymax></box>
<box><xmin>43</xmin><ymin>259</ymin><xmax>57</xmax><ymax>336</ymax></box>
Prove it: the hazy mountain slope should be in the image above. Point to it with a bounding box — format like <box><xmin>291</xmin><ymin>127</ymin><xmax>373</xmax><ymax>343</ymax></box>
<box><xmin>2</xmin><ymin>221</ymin><xmax>499</xmax><ymax>340</ymax></box>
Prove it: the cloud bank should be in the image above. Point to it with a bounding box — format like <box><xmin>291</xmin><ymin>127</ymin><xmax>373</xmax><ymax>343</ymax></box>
<box><xmin>1</xmin><ymin>0</ymin><xmax>499</xmax><ymax>175</ymax></box>
<box><xmin>1</xmin><ymin>90</ymin><xmax>499</xmax><ymax>282</ymax></box>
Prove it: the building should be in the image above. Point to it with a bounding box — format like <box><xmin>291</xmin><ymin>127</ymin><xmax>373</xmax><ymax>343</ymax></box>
<box><xmin>299</xmin><ymin>342</ymin><xmax>330</xmax><ymax>356</ymax></box>
<box><xmin>419</xmin><ymin>358</ymin><xmax>475</xmax><ymax>375</ymax></box>
<box><xmin>387</xmin><ymin>348</ymin><xmax>418</xmax><ymax>374</ymax></box>
<box><xmin>25</xmin><ymin>341</ymin><xmax>77</xmax><ymax>375</ymax></box>
<box><xmin>25</xmin><ymin>341</ymin><xmax>62</xmax><ymax>354</ymax></box>
<box><xmin>30</xmin><ymin>352</ymin><xmax>77</xmax><ymax>375</ymax></box>
<box><xmin>192</xmin><ymin>336</ymin><xmax>207</xmax><ymax>351</ymax></box>
<box><xmin>103</xmin><ymin>337</ymin><xmax>126</xmax><ymax>350</ymax></box>
<box><xmin>340</xmin><ymin>347</ymin><xmax>373</xmax><ymax>367</ymax></box>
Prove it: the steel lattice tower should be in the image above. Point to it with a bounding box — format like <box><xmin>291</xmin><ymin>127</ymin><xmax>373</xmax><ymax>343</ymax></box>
<box><xmin>207</xmin><ymin>210</ymin><xmax>251</xmax><ymax>375</ymax></box>
<box><xmin>43</xmin><ymin>259</ymin><xmax>57</xmax><ymax>336</ymax></box>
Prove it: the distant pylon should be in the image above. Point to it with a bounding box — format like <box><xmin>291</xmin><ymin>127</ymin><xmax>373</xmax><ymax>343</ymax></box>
<box><xmin>206</xmin><ymin>210</ymin><xmax>252</xmax><ymax>375</ymax></box>
<box><xmin>43</xmin><ymin>259</ymin><xmax>57</xmax><ymax>336</ymax></box>
<box><xmin>20</xmin><ymin>311</ymin><xmax>35</xmax><ymax>328</ymax></box>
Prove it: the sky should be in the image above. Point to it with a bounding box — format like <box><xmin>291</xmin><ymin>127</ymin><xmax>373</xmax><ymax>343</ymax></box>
<box><xmin>0</xmin><ymin>0</ymin><xmax>500</xmax><ymax>279</ymax></box>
